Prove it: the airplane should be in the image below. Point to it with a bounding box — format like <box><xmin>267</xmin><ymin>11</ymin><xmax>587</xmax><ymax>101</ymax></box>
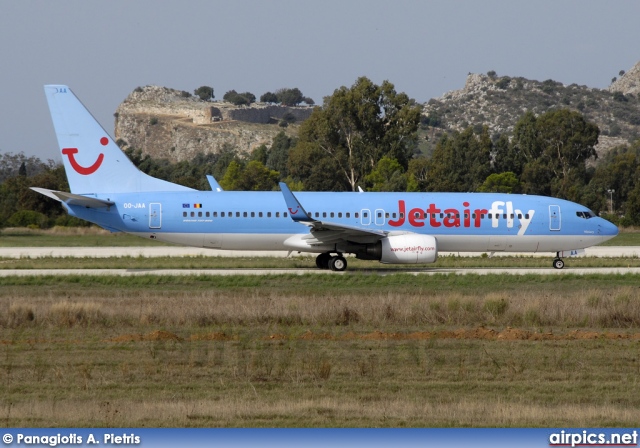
<box><xmin>32</xmin><ymin>85</ymin><xmax>619</xmax><ymax>271</ymax></box>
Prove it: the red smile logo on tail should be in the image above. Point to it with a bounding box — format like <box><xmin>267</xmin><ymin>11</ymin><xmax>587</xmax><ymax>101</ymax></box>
<box><xmin>61</xmin><ymin>137</ymin><xmax>108</xmax><ymax>175</ymax></box>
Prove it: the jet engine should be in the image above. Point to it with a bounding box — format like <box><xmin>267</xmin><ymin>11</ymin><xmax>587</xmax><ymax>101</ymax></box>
<box><xmin>354</xmin><ymin>233</ymin><xmax>438</xmax><ymax>264</ymax></box>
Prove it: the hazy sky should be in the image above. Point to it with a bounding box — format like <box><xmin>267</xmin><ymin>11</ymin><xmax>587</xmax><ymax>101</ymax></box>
<box><xmin>1</xmin><ymin>0</ymin><xmax>639</xmax><ymax>161</ymax></box>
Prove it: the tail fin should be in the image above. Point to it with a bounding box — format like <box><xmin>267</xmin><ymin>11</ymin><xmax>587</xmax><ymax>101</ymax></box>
<box><xmin>44</xmin><ymin>85</ymin><xmax>194</xmax><ymax>194</ymax></box>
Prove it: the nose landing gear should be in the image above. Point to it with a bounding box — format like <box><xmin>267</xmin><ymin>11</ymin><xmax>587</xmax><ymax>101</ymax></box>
<box><xmin>553</xmin><ymin>253</ymin><xmax>565</xmax><ymax>269</ymax></box>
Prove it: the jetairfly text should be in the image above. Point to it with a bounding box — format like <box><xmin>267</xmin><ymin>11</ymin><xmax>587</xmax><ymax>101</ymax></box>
<box><xmin>387</xmin><ymin>200</ymin><xmax>535</xmax><ymax>236</ymax></box>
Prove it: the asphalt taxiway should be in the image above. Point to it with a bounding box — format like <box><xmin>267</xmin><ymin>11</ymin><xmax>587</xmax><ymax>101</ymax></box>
<box><xmin>0</xmin><ymin>267</ymin><xmax>639</xmax><ymax>277</ymax></box>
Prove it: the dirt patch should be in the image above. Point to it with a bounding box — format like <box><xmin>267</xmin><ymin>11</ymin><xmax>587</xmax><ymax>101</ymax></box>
<box><xmin>109</xmin><ymin>330</ymin><xmax>183</xmax><ymax>343</ymax></box>
<box><xmin>64</xmin><ymin>327</ymin><xmax>640</xmax><ymax>346</ymax></box>
<box><xmin>189</xmin><ymin>332</ymin><xmax>232</xmax><ymax>341</ymax></box>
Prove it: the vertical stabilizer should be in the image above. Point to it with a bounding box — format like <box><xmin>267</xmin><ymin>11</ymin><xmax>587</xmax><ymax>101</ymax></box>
<box><xmin>44</xmin><ymin>85</ymin><xmax>193</xmax><ymax>194</ymax></box>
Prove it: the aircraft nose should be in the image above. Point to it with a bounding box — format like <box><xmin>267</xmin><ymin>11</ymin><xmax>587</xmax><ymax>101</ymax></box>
<box><xmin>599</xmin><ymin>219</ymin><xmax>619</xmax><ymax>238</ymax></box>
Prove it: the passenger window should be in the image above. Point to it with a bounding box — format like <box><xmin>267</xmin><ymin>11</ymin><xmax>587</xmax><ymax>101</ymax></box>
<box><xmin>276</xmin><ymin>212</ymin><xmax>280</xmax><ymax>217</ymax></box>
<box><xmin>259</xmin><ymin>212</ymin><xmax>263</xmax><ymax>217</ymax></box>
<box><xmin>355</xmin><ymin>212</ymin><xmax>359</xmax><ymax>218</ymax></box>
<box><xmin>198</xmin><ymin>212</ymin><xmax>202</xmax><ymax>217</ymax></box>
<box><xmin>183</xmin><ymin>212</ymin><xmax>187</xmax><ymax>217</ymax></box>
<box><xmin>378</xmin><ymin>212</ymin><xmax>383</xmax><ymax>218</ymax></box>
<box><xmin>315</xmin><ymin>212</ymin><xmax>320</xmax><ymax>218</ymax></box>
<box><xmin>363</xmin><ymin>212</ymin><xmax>368</xmax><ymax>218</ymax></box>
<box><xmin>190</xmin><ymin>212</ymin><xmax>195</xmax><ymax>217</ymax></box>
<box><xmin>251</xmin><ymin>212</ymin><xmax>255</xmax><ymax>218</ymax></box>
<box><xmin>323</xmin><ymin>212</ymin><xmax>327</xmax><ymax>218</ymax></box>
<box><xmin>284</xmin><ymin>212</ymin><xmax>288</xmax><ymax>217</ymax></box>
<box><xmin>338</xmin><ymin>212</ymin><xmax>342</xmax><ymax>218</ymax></box>
<box><xmin>385</xmin><ymin>212</ymin><xmax>390</xmax><ymax>218</ymax></box>
<box><xmin>346</xmin><ymin>212</ymin><xmax>350</xmax><ymax>218</ymax></box>
<box><xmin>400</xmin><ymin>213</ymin><xmax>404</xmax><ymax>218</ymax></box>
<box><xmin>331</xmin><ymin>212</ymin><xmax>334</xmax><ymax>218</ymax></box>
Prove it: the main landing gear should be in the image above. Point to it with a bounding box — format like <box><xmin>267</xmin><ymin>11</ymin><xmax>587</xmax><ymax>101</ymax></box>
<box><xmin>552</xmin><ymin>252</ymin><xmax>565</xmax><ymax>270</ymax></box>
<box><xmin>315</xmin><ymin>252</ymin><xmax>348</xmax><ymax>271</ymax></box>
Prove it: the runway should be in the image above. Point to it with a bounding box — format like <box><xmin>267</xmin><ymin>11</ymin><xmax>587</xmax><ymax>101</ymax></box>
<box><xmin>1</xmin><ymin>267</ymin><xmax>639</xmax><ymax>277</ymax></box>
<box><xmin>0</xmin><ymin>246</ymin><xmax>638</xmax><ymax>259</ymax></box>
<box><xmin>0</xmin><ymin>246</ymin><xmax>637</xmax><ymax>277</ymax></box>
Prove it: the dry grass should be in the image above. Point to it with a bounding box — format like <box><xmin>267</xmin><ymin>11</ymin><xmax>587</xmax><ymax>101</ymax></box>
<box><xmin>2</xmin><ymin>398</ymin><xmax>639</xmax><ymax>427</ymax></box>
<box><xmin>3</xmin><ymin>285</ymin><xmax>640</xmax><ymax>330</ymax></box>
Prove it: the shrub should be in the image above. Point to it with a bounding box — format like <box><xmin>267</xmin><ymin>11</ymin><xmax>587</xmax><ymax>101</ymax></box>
<box><xmin>194</xmin><ymin>86</ymin><xmax>213</xmax><ymax>101</ymax></box>
<box><xmin>6</xmin><ymin>210</ymin><xmax>48</xmax><ymax>228</ymax></box>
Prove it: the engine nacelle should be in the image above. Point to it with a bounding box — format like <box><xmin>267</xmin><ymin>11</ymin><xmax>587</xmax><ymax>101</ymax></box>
<box><xmin>379</xmin><ymin>234</ymin><xmax>438</xmax><ymax>264</ymax></box>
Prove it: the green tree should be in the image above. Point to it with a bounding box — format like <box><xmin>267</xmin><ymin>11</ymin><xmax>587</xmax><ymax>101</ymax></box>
<box><xmin>219</xmin><ymin>160</ymin><xmax>243</xmax><ymax>190</ymax></box>
<box><xmin>287</xmin><ymin>141</ymin><xmax>345</xmax><ymax>191</ymax></box>
<box><xmin>194</xmin><ymin>86</ymin><xmax>214</xmax><ymax>101</ymax></box>
<box><xmin>250</xmin><ymin>144</ymin><xmax>268</xmax><ymax>165</ymax></box>
<box><xmin>238</xmin><ymin>160</ymin><xmax>279</xmax><ymax>191</ymax></box>
<box><xmin>426</xmin><ymin>127</ymin><xmax>492</xmax><ymax>192</ymax></box>
<box><xmin>276</xmin><ymin>88</ymin><xmax>304</xmax><ymax>106</ymax></box>
<box><xmin>260</xmin><ymin>92</ymin><xmax>278</xmax><ymax>103</ymax></box>
<box><xmin>586</xmin><ymin>141</ymin><xmax>640</xmax><ymax>216</ymax></box>
<box><xmin>479</xmin><ymin>172</ymin><xmax>521</xmax><ymax>193</ymax></box>
<box><xmin>512</xmin><ymin>109</ymin><xmax>599</xmax><ymax>199</ymax></box>
<box><xmin>624</xmin><ymin>179</ymin><xmax>640</xmax><ymax>226</ymax></box>
<box><xmin>292</xmin><ymin>77</ymin><xmax>421</xmax><ymax>191</ymax></box>
<box><xmin>364</xmin><ymin>157</ymin><xmax>407</xmax><ymax>192</ymax></box>
<box><xmin>266</xmin><ymin>131</ymin><xmax>294</xmax><ymax>177</ymax></box>
<box><xmin>219</xmin><ymin>160</ymin><xmax>279</xmax><ymax>191</ymax></box>
<box><xmin>492</xmin><ymin>133</ymin><xmax>524</xmax><ymax>176</ymax></box>
<box><xmin>407</xmin><ymin>157</ymin><xmax>430</xmax><ymax>192</ymax></box>
<box><xmin>536</xmin><ymin>109</ymin><xmax>599</xmax><ymax>199</ymax></box>
<box><xmin>223</xmin><ymin>90</ymin><xmax>255</xmax><ymax>106</ymax></box>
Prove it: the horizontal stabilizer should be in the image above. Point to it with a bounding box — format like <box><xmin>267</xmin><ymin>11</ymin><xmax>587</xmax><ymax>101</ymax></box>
<box><xmin>30</xmin><ymin>187</ymin><xmax>114</xmax><ymax>208</ymax></box>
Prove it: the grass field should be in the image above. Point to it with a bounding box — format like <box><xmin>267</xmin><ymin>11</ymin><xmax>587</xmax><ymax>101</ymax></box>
<box><xmin>1</xmin><ymin>226</ymin><xmax>639</xmax><ymax>427</ymax></box>
<box><xmin>2</xmin><ymin>274</ymin><xmax>640</xmax><ymax>427</ymax></box>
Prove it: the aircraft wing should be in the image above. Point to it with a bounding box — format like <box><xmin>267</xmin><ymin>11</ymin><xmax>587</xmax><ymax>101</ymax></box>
<box><xmin>30</xmin><ymin>187</ymin><xmax>114</xmax><ymax>208</ymax></box>
<box><xmin>279</xmin><ymin>182</ymin><xmax>387</xmax><ymax>246</ymax></box>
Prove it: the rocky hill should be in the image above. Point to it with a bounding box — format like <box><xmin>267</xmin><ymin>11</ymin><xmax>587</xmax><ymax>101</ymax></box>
<box><xmin>114</xmin><ymin>63</ymin><xmax>640</xmax><ymax>162</ymax></box>
<box><xmin>422</xmin><ymin>61</ymin><xmax>640</xmax><ymax>156</ymax></box>
<box><xmin>114</xmin><ymin>86</ymin><xmax>313</xmax><ymax>161</ymax></box>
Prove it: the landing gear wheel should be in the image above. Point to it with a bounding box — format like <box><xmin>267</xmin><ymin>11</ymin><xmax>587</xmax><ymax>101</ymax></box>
<box><xmin>315</xmin><ymin>253</ymin><xmax>332</xmax><ymax>270</ymax></box>
<box><xmin>329</xmin><ymin>255</ymin><xmax>347</xmax><ymax>272</ymax></box>
<box><xmin>553</xmin><ymin>258</ymin><xmax>565</xmax><ymax>270</ymax></box>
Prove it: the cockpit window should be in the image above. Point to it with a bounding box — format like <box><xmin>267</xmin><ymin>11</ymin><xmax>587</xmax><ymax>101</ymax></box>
<box><xmin>576</xmin><ymin>210</ymin><xmax>596</xmax><ymax>219</ymax></box>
